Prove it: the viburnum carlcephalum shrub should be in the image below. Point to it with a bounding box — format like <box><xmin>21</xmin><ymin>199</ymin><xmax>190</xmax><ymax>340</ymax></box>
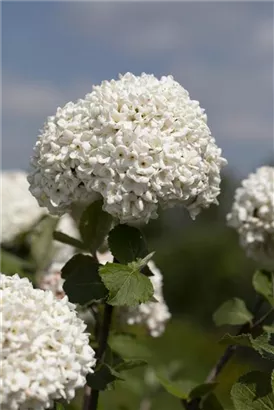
<box><xmin>2</xmin><ymin>73</ymin><xmax>272</xmax><ymax>410</ymax></box>
<box><xmin>0</xmin><ymin>273</ymin><xmax>96</xmax><ymax>410</ymax></box>
<box><xmin>227</xmin><ymin>166</ymin><xmax>274</xmax><ymax>270</ymax></box>
<box><xmin>28</xmin><ymin>72</ymin><xmax>227</xmax><ymax>224</ymax></box>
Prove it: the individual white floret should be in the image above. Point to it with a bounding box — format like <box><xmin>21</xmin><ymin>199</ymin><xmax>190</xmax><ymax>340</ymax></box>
<box><xmin>227</xmin><ymin>166</ymin><xmax>274</xmax><ymax>269</ymax></box>
<box><xmin>28</xmin><ymin>73</ymin><xmax>227</xmax><ymax>224</ymax></box>
<box><xmin>0</xmin><ymin>273</ymin><xmax>96</xmax><ymax>410</ymax></box>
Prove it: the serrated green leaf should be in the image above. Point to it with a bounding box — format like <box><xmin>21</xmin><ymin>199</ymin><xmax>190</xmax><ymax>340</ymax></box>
<box><xmin>30</xmin><ymin>215</ymin><xmax>58</xmax><ymax>270</ymax></box>
<box><xmin>253</xmin><ymin>270</ymin><xmax>274</xmax><ymax>306</ymax></box>
<box><xmin>79</xmin><ymin>200</ymin><xmax>112</xmax><ymax>254</ymax></box>
<box><xmin>108</xmin><ymin>225</ymin><xmax>148</xmax><ymax>264</ymax></box>
<box><xmin>86</xmin><ymin>364</ymin><xmax>123</xmax><ymax>391</ymax></box>
<box><xmin>156</xmin><ymin>375</ymin><xmax>189</xmax><ymax>399</ymax></box>
<box><xmin>251</xmin><ymin>333</ymin><xmax>274</xmax><ymax>361</ymax></box>
<box><xmin>99</xmin><ymin>263</ymin><xmax>153</xmax><ymax>306</ymax></box>
<box><xmin>231</xmin><ymin>371</ymin><xmax>274</xmax><ymax>410</ymax></box>
<box><xmin>109</xmin><ymin>334</ymin><xmax>151</xmax><ymax>360</ymax></box>
<box><xmin>53</xmin><ymin>231</ymin><xmax>86</xmax><ymax>250</ymax></box>
<box><xmin>219</xmin><ymin>333</ymin><xmax>252</xmax><ymax>348</ymax></box>
<box><xmin>213</xmin><ymin>298</ymin><xmax>253</xmax><ymax>326</ymax></box>
<box><xmin>62</xmin><ymin>254</ymin><xmax>107</xmax><ymax>305</ymax></box>
<box><xmin>201</xmin><ymin>393</ymin><xmax>224</xmax><ymax>409</ymax></box>
<box><xmin>189</xmin><ymin>382</ymin><xmax>218</xmax><ymax>399</ymax></box>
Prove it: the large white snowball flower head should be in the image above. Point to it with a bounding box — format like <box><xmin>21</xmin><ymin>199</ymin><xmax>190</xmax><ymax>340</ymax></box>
<box><xmin>28</xmin><ymin>73</ymin><xmax>227</xmax><ymax>224</ymax></box>
<box><xmin>124</xmin><ymin>260</ymin><xmax>171</xmax><ymax>337</ymax></box>
<box><xmin>1</xmin><ymin>171</ymin><xmax>45</xmax><ymax>243</ymax></box>
<box><xmin>227</xmin><ymin>166</ymin><xmax>274</xmax><ymax>270</ymax></box>
<box><xmin>0</xmin><ymin>273</ymin><xmax>96</xmax><ymax>410</ymax></box>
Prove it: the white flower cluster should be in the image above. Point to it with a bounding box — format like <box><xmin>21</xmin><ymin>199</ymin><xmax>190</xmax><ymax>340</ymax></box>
<box><xmin>124</xmin><ymin>261</ymin><xmax>171</xmax><ymax>337</ymax></box>
<box><xmin>28</xmin><ymin>73</ymin><xmax>227</xmax><ymax>224</ymax></box>
<box><xmin>227</xmin><ymin>166</ymin><xmax>274</xmax><ymax>269</ymax></box>
<box><xmin>0</xmin><ymin>274</ymin><xmax>96</xmax><ymax>410</ymax></box>
<box><xmin>1</xmin><ymin>171</ymin><xmax>45</xmax><ymax>243</ymax></box>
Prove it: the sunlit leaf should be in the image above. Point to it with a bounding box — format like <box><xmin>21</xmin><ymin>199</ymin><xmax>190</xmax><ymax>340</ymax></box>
<box><xmin>99</xmin><ymin>263</ymin><xmax>153</xmax><ymax>306</ymax></box>
<box><xmin>213</xmin><ymin>298</ymin><xmax>253</xmax><ymax>326</ymax></box>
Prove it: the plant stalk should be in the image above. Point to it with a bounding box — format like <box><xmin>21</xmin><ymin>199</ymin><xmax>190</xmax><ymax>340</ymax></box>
<box><xmin>88</xmin><ymin>303</ymin><xmax>113</xmax><ymax>410</ymax></box>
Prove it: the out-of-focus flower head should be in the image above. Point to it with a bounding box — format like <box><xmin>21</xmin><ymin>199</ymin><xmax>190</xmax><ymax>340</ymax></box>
<box><xmin>1</xmin><ymin>171</ymin><xmax>45</xmax><ymax>243</ymax></box>
<box><xmin>227</xmin><ymin>166</ymin><xmax>274</xmax><ymax>269</ymax></box>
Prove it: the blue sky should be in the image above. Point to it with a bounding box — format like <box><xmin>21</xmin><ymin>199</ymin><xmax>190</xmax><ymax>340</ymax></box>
<box><xmin>2</xmin><ymin>1</ymin><xmax>273</xmax><ymax>177</ymax></box>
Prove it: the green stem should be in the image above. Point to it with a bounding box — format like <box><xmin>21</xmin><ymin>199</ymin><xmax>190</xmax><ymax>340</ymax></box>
<box><xmin>88</xmin><ymin>303</ymin><xmax>113</xmax><ymax>410</ymax></box>
<box><xmin>252</xmin><ymin>307</ymin><xmax>274</xmax><ymax>329</ymax></box>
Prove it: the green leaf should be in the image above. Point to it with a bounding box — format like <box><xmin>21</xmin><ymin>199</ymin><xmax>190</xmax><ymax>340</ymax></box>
<box><xmin>156</xmin><ymin>375</ymin><xmax>189</xmax><ymax>399</ymax></box>
<box><xmin>189</xmin><ymin>383</ymin><xmax>218</xmax><ymax>399</ymax></box>
<box><xmin>253</xmin><ymin>271</ymin><xmax>274</xmax><ymax>306</ymax></box>
<box><xmin>109</xmin><ymin>334</ymin><xmax>151</xmax><ymax>360</ymax></box>
<box><xmin>231</xmin><ymin>371</ymin><xmax>274</xmax><ymax>410</ymax></box>
<box><xmin>99</xmin><ymin>263</ymin><xmax>154</xmax><ymax>306</ymax></box>
<box><xmin>201</xmin><ymin>393</ymin><xmax>224</xmax><ymax>410</ymax></box>
<box><xmin>219</xmin><ymin>333</ymin><xmax>274</xmax><ymax>361</ymax></box>
<box><xmin>30</xmin><ymin>215</ymin><xmax>59</xmax><ymax>270</ymax></box>
<box><xmin>86</xmin><ymin>364</ymin><xmax>123</xmax><ymax>391</ymax></box>
<box><xmin>79</xmin><ymin>200</ymin><xmax>112</xmax><ymax>254</ymax></box>
<box><xmin>0</xmin><ymin>249</ymin><xmax>34</xmax><ymax>276</ymax></box>
<box><xmin>271</xmin><ymin>371</ymin><xmax>274</xmax><ymax>394</ymax></box>
<box><xmin>264</xmin><ymin>326</ymin><xmax>274</xmax><ymax>334</ymax></box>
<box><xmin>114</xmin><ymin>359</ymin><xmax>147</xmax><ymax>372</ymax></box>
<box><xmin>251</xmin><ymin>333</ymin><xmax>274</xmax><ymax>361</ymax></box>
<box><xmin>213</xmin><ymin>298</ymin><xmax>253</xmax><ymax>326</ymax></box>
<box><xmin>219</xmin><ymin>333</ymin><xmax>252</xmax><ymax>348</ymax></box>
<box><xmin>53</xmin><ymin>231</ymin><xmax>86</xmax><ymax>250</ymax></box>
<box><xmin>62</xmin><ymin>254</ymin><xmax>107</xmax><ymax>305</ymax></box>
<box><xmin>108</xmin><ymin>225</ymin><xmax>148</xmax><ymax>264</ymax></box>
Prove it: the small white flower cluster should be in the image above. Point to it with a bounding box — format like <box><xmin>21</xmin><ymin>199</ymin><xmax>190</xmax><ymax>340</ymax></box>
<box><xmin>1</xmin><ymin>171</ymin><xmax>45</xmax><ymax>243</ymax></box>
<box><xmin>0</xmin><ymin>273</ymin><xmax>96</xmax><ymax>410</ymax></box>
<box><xmin>28</xmin><ymin>73</ymin><xmax>227</xmax><ymax>224</ymax></box>
<box><xmin>124</xmin><ymin>261</ymin><xmax>171</xmax><ymax>337</ymax></box>
<box><xmin>227</xmin><ymin>166</ymin><xmax>274</xmax><ymax>269</ymax></box>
